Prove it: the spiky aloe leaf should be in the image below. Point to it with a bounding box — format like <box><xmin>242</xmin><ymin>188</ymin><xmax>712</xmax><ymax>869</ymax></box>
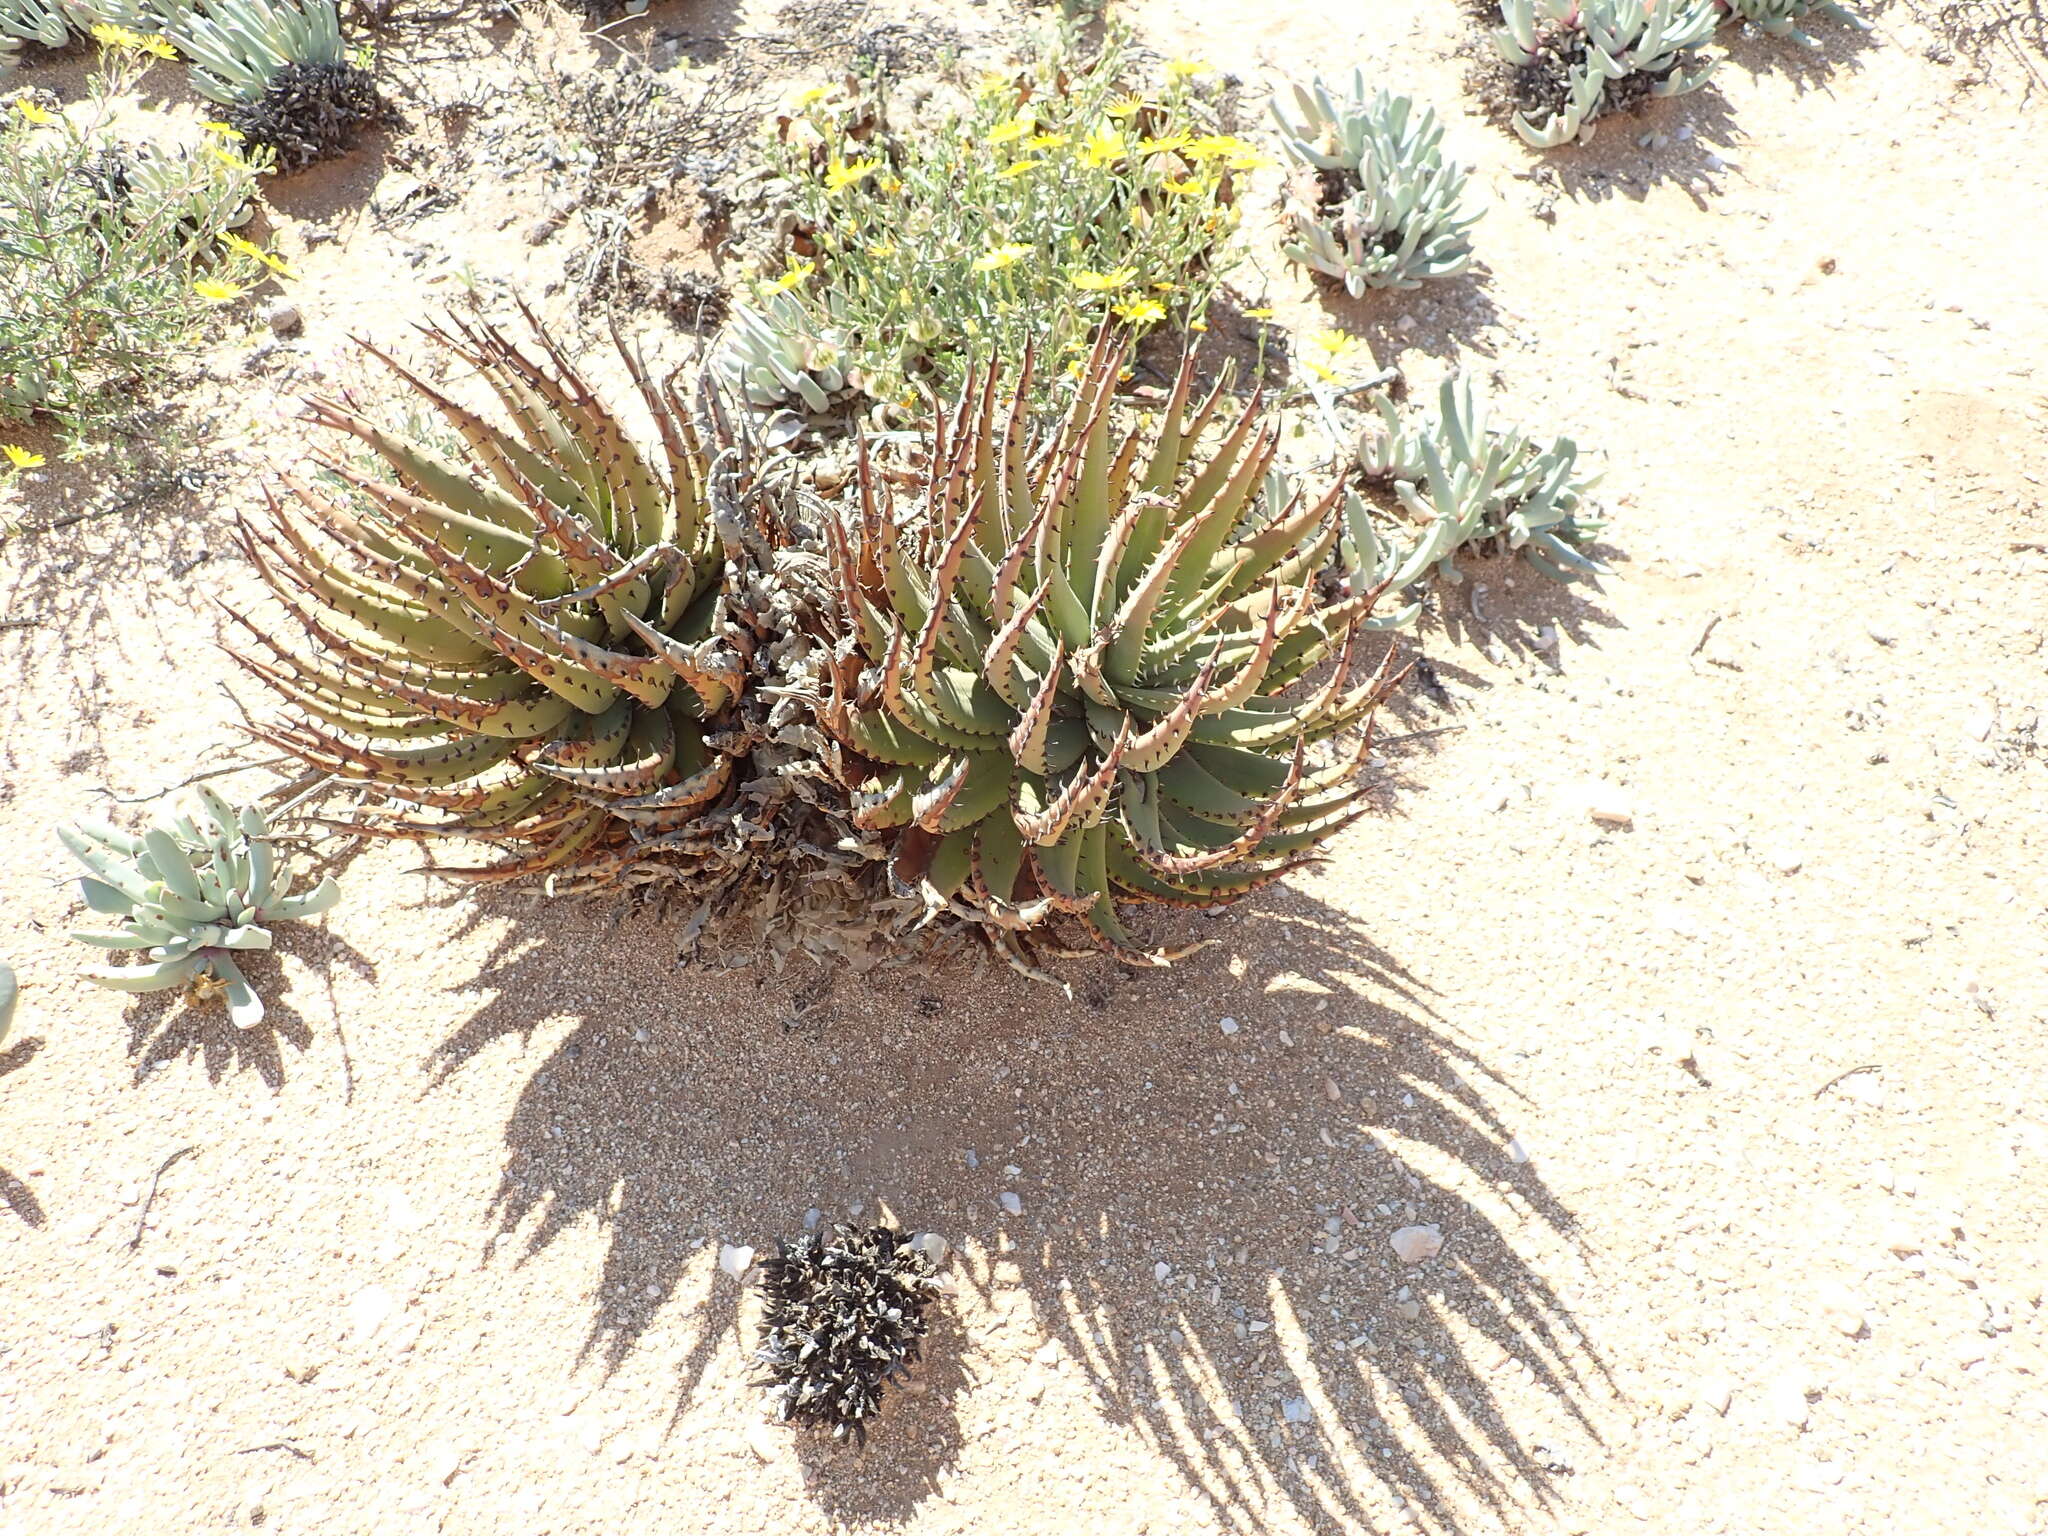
<box><xmin>242</xmin><ymin>307</ymin><xmax>749</xmax><ymax>892</ymax></box>
<box><xmin>817</xmin><ymin>334</ymin><xmax>1399</xmax><ymax>964</ymax></box>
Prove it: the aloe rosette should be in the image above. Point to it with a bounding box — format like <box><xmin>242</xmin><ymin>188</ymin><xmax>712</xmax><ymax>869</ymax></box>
<box><xmin>235</xmin><ymin>312</ymin><xmax>747</xmax><ymax>890</ymax></box>
<box><xmin>818</xmin><ymin>333</ymin><xmax>1400</xmax><ymax>966</ymax></box>
<box><xmin>61</xmin><ymin>787</ymin><xmax>338</xmax><ymax>1027</ymax></box>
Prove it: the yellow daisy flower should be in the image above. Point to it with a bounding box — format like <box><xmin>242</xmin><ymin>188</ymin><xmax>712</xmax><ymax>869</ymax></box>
<box><xmin>1068</xmin><ymin>267</ymin><xmax>1136</xmax><ymax>292</ymax></box>
<box><xmin>985</xmin><ymin>114</ymin><xmax>1035</xmax><ymax>145</ymax></box>
<box><xmin>89</xmin><ymin>22</ymin><xmax>177</xmax><ymax>57</ymax></box>
<box><xmin>997</xmin><ymin>160</ymin><xmax>1041</xmax><ymax>180</ymax></box>
<box><xmin>766</xmin><ymin>261</ymin><xmax>816</xmax><ymax>294</ymax></box>
<box><xmin>972</xmin><ymin>243</ymin><xmax>1032</xmax><ymax>273</ymax></box>
<box><xmin>1183</xmin><ymin>134</ymin><xmax>1253</xmax><ymax>162</ymax></box>
<box><xmin>218</xmin><ymin>231</ymin><xmax>298</xmax><ymax>279</ymax></box>
<box><xmin>1164</xmin><ymin>59</ymin><xmax>1211</xmax><ymax>79</ymax></box>
<box><xmin>1112</xmin><ymin>297</ymin><xmax>1166</xmax><ymax>325</ymax></box>
<box><xmin>1081</xmin><ymin>126</ymin><xmax>1125</xmax><ymax>168</ymax></box>
<box><xmin>823</xmin><ymin>156</ymin><xmax>883</xmax><ymax>191</ymax></box>
<box><xmin>14</xmin><ymin>100</ymin><xmax>54</xmax><ymax>126</ymax></box>
<box><xmin>193</xmin><ymin>277</ymin><xmax>245</xmax><ymax>303</ymax></box>
<box><xmin>3</xmin><ymin>445</ymin><xmax>45</xmax><ymax>469</ymax></box>
<box><xmin>1025</xmin><ymin>132</ymin><xmax>1069</xmax><ymax>151</ymax></box>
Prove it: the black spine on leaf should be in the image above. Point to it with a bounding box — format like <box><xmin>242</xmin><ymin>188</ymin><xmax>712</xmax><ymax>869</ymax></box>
<box><xmin>755</xmin><ymin>1224</ymin><xmax>941</xmax><ymax>1444</ymax></box>
<box><xmin>226</xmin><ymin>61</ymin><xmax>390</xmax><ymax>173</ymax></box>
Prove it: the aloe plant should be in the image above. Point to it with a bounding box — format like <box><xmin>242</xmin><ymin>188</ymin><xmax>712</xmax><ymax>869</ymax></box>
<box><xmin>815</xmin><ymin>334</ymin><xmax>1398</xmax><ymax>966</ymax></box>
<box><xmin>237</xmin><ymin>313</ymin><xmax>749</xmax><ymax>890</ymax></box>
<box><xmin>61</xmin><ymin>788</ymin><xmax>339</xmax><ymax>1027</ymax></box>
<box><xmin>1353</xmin><ymin>376</ymin><xmax>1604</xmax><ymax>587</ymax></box>
<box><xmin>1270</xmin><ymin>72</ymin><xmax>1480</xmax><ymax>294</ymax></box>
<box><xmin>1494</xmin><ymin>0</ymin><xmax>1719</xmax><ymax>148</ymax></box>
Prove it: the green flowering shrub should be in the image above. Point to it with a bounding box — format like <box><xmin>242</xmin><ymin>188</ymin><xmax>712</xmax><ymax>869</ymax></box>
<box><xmin>731</xmin><ymin>27</ymin><xmax>1251</xmax><ymax>420</ymax></box>
<box><xmin>0</xmin><ymin>43</ymin><xmax>278</xmax><ymax>451</ymax></box>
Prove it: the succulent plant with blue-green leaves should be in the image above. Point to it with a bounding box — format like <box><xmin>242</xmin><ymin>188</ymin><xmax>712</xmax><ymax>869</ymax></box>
<box><xmin>1718</xmin><ymin>0</ymin><xmax>1868</xmax><ymax>47</ymax></box>
<box><xmin>713</xmin><ymin>290</ymin><xmax>861</xmax><ymax>421</ymax></box>
<box><xmin>0</xmin><ymin>0</ymin><xmax>67</xmax><ymax>58</ymax></box>
<box><xmin>1494</xmin><ymin>0</ymin><xmax>1718</xmax><ymax>148</ymax></box>
<box><xmin>1353</xmin><ymin>375</ymin><xmax>1604</xmax><ymax>586</ymax></box>
<box><xmin>1270</xmin><ymin>72</ymin><xmax>1481</xmax><ymax>296</ymax></box>
<box><xmin>154</xmin><ymin>0</ymin><xmax>382</xmax><ymax>170</ymax></box>
<box><xmin>61</xmin><ymin>788</ymin><xmax>339</xmax><ymax>1028</ymax></box>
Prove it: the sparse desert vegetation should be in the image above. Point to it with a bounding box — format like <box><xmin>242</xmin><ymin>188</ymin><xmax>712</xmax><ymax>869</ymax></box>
<box><xmin>1</xmin><ymin>1</ymin><xmax>2044</xmax><ymax>1533</ymax></box>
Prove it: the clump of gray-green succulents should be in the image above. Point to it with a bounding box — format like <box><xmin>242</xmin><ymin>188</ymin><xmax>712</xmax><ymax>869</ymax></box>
<box><xmin>0</xmin><ymin>0</ymin><xmax>67</xmax><ymax>66</ymax></box>
<box><xmin>1718</xmin><ymin>0</ymin><xmax>1868</xmax><ymax>48</ymax></box>
<box><xmin>1350</xmin><ymin>375</ymin><xmax>1604</xmax><ymax>591</ymax></box>
<box><xmin>1494</xmin><ymin>0</ymin><xmax>1718</xmax><ymax>148</ymax></box>
<box><xmin>712</xmin><ymin>290</ymin><xmax>860</xmax><ymax>426</ymax></box>
<box><xmin>155</xmin><ymin>0</ymin><xmax>384</xmax><ymax>170</ymax></box>
<box><xmin>61</xmin><ymin>787</ymin><xmax>339</xmax><ymax>1027</ymax></box>
<box><xmin>1270</xmin><ymin>71</ymin><xmax>1481</xmax><ymax>295</ymax></box>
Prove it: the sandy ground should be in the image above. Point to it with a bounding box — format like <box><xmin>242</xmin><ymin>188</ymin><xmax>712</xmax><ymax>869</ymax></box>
<box><xmin>3</xmin><ymin>2</ymin><xmax>2046</xmax><ymax>1533</ymax></box>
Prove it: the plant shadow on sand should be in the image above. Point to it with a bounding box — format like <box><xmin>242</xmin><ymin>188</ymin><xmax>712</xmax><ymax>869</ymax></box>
<box><xmin>1</xmin><ymin>1037</ymin><xmax>51</xmax><ymax>1227</ymax></box>
<box><xmin>429</xmin><ymin>875</ymin><xmax>1612</xmax><ymax>1531</ymax></box>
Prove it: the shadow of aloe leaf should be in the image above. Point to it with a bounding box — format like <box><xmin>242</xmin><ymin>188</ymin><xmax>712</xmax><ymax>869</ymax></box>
<box><xmin>429</xmin><ymin>871</ymin><xmax>1610</xmax><ymax>1531</ymax></box>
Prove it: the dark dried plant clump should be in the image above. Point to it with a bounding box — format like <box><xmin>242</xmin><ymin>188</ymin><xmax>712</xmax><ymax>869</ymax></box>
<box><xmin>756</xmin><ymin>1225</ymin><xmax>942</xmax><ymax>1443</ymax></box>
<box><xmin>225</xmin><ymin>59</ymin><xmax>388</xmax><ymax>172</ymax></box>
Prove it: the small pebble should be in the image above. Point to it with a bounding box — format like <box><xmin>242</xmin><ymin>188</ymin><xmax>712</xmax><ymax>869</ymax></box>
<box><xmin>266</xmin><ymin>301</ymin><xmax>302</xmax><ymax>338</ymax></box>
<box><xmin>1588</xmin><ymin>793</ymin><xmax>1634</xmax><ymax>829</ymax></box>
<box><xmin>1506</xmin><ymin>1137</ymin><xmax>1531</xmax><ymax>1165</ymax></box>
<box><xmin>1769</xmin><ymin>1375</ymin><xmax>1812</xmax><ymax>1430</ymax></box>
<box><xmin>1389</xmin><ymin>1225</ymin><xmax>1444</xmax><ymax>1264</ymax></box>
<box><xmin>999</xmin><ymin>1192</ymin><xmax>1023</xmax><ymax>1216</ymax></box>
<box><xmin>1219</xmin><ymin>1017</ymin><xmax>1239</xmax><ymax>1035</ymax></box>
<box><xmin>717</xmin><ymin>1244</ymin><xmax>754</xmax><ymax>1280</ymax></box>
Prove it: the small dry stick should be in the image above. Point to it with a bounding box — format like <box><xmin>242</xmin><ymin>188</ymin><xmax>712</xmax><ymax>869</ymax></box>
<box><xmin>127</xmin><ymin>1145</ymin><xmax>196</xmax><ymax>1251</ymax></box>
<box><xmin>1691</xmin><ymin>613</ymin><xmax>1721</xmax><ymax>657</ymax></box>
<box><xmin>1812</xmin><ymin>1065</ymin><xmax>1881</xmax><ymax>1100</ymax></box>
